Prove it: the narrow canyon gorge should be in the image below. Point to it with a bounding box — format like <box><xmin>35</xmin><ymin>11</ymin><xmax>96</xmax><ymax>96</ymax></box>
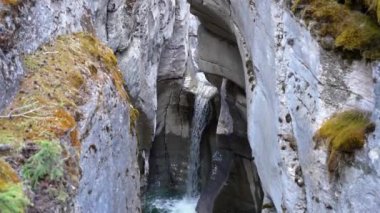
<box><xmin>1</xmin><ymin>0</ymin><xmax>380</xmax><ymax>212</ymax></box>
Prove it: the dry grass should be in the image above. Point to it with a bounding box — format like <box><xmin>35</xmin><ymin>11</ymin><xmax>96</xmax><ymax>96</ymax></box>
<box><xmin>0</xmin><ymin>32</ymin><xmax>134</xmax><ymax>208</ymax></box>
<box><xmin>1</xmin><ymin>0</ymin><xmax>20</xmax><ymax>6</ymax></box>
<box><xmin>0</xmin><ymin>32</ymin><xmax>130</xmax><ymax>149</ymax></box>
<box><xmin>292</xmin><ymin>0</ymin><xmax>380</xmax><ymax>59</ymax></box>
<box><xmin>314</xmin><ymin>110</ymin><xmax>375</xmax><ymax>172</ymax></box>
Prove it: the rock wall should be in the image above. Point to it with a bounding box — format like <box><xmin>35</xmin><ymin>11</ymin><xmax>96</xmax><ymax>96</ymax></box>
<box><xmin>189</xmin><ymin>0</ymin><xmax>380</xmax><ymax>212</ymax></box>
<box><xmin>197</xmin><ymin>77</ymin><xmax>263</xmax><ymax>213</ymax></box>
<box><xmin>0</xmin><ymin>0</ymin><xmax>186</xmax><ymax>212</ymax></box>
<box><xmin>2</xmin><ymin>0</ymin><xmax>380</xmax><ymax>212</ymax></box>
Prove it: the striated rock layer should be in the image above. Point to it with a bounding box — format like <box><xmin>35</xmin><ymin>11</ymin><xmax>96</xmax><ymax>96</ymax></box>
<box><xmin>0</xmin><ymin>0</ymin><xmax>185</xmax><ymax>212</ymax></box>
<box><xmin>189</xmin><ymin>0</ymin><xmax>380</xmax><ymax>212</ymax></box>
<box><xmin>1</xmin><ymin>0</ymin><xmax>380</xmax><ymax>212</ymax></box>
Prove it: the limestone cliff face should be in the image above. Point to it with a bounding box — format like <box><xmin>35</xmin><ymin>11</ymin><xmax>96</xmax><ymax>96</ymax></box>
<box><xmin>190</xmin><ymin>0</ymin><xmax>380</xmax><ymax>212</ymax></box>
<box><xmin>0</xmin><ymin>0</ymin><xmax>183</xmax><ymax>212</ymax></box>
<box><xmin>1</xmin><ymin>0</ymin><xmax>380</xmax><ymax>212</ymax></box>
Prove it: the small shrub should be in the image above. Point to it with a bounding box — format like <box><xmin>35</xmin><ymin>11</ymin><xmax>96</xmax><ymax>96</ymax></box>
<box><xmin>314</xmin><ymin>110</ymin><xmax>375</xmax><ymax>172</ymax></box>
<box><xmin>22</xmin><ymin>141</ymin><xmax>64</xmax><ymax>187</ymax></box>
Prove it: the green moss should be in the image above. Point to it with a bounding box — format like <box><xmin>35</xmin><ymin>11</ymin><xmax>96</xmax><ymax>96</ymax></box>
<box><xmin>262</xmin><ymin>203</ymin><xmax>275</xmax><ymax>209</ymax></box>
<box><xmin>314</xmin><ymin>110</ymin><xmax>375</xmax><ymax>172</ymax></box>
<box><xmin>292</xmin><ymin>0</ymin><xmax>303</xmax><ymax>12</ymax></box>
<box><xmin>0</xmin><ymin>184</ymin><xmax>30</xmax><ymax>213</ymax></box>
<box><xmin>0</xmin><ymin>160</ymin><xmax>29</xmax><ymax>213</ymax></box>
<box><xmin>292</xmin><ymin>0</ymin><xmax>380</xmax><ymax>60</ymax></box>
<box><xmin>335</xmin><ymin>14</ymin><xmax>380</xmax><ymax>50</ymax></box>
<box><xmin>361</xmin><ymin>0</ymin><xmax>380</xmax><ymax>23</ymax></box>
<box><xmin>22</xmin><ymin>141</ymin><xmax>63</xmax><ymax>188</ymax></box>
<box><xmin>0</xmin><ymin>32</ymin><xmax>134</xmax><ymax>209</ymax></box>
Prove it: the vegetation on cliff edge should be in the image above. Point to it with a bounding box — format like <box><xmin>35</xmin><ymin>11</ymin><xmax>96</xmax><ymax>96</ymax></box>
<box><xmin>314</xmin><ymin>110</ymin><xmax>375</xmax><ymax>172</ymax></box>
<box><xmin>292</xmin><ymin>0</ymin><xmax>380</xmax><ymax>59</ymax></box>
<box><xmin>0</xmin><ymin>32</ymin><xmax>137</xmax><ymax>210</ymax></box>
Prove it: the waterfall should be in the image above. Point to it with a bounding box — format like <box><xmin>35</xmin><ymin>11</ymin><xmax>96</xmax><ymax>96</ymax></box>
<box><xmin>186</xmin><ymin>95</ymin><xmax>210</xmax><ymax>197</ymax></box>
<box><xmin>145</xmin><ymin>84</ymin><xmax>216</xmax><ymax>213</ymax></box>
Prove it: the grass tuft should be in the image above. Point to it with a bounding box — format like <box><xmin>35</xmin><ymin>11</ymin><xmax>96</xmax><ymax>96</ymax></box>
<box><xmin>292</xmin><ymin>0</ymin><xmax>380</xmax><ymax>59</ymax></box>
<box><xmin>314</xmin><ymin>110</ymin><xmax>375</xmax><ymax>172</ymax></box>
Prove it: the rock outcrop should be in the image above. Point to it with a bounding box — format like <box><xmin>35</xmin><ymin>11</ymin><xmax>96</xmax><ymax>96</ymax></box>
<box><xmin>0</xmin><ymin>0</ymin><xmax>182</xmax><ymax>212</ymax></box>
<box><xmin>2</xmin><ymin>0</ymin><xmax>380</xmax><ymax>212</ymax></box>
<box><xmin>189</xmin><ymin>0</ymin><xmax>380</xmax><ymax>212</ymax></box>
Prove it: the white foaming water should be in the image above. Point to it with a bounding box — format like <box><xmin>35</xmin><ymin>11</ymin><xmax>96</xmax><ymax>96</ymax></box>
<box><xmin>186</xmin><ymin>95</ymin><xmax>210</xmax><ymax>197</ymax></box>
<box><xmin>147</xmin><ymin>72</ymin><xmax>217</xmax><ymax>212</ymax></box>
<box><xmin>185</xmin><ymin>72</ymin><xmax>217</xmax><ymax>197</ymax></box>
<box><xmin>150</xmin><ymin>197</ymin><xmax>199</xmax><ymax>213</ymax></box>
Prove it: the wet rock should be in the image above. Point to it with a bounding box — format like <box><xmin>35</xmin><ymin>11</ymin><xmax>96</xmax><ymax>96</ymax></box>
<box><xmin>148</xmin><ymin>80</ymin><xmax>194</xmax><ymax>193</ymax></box>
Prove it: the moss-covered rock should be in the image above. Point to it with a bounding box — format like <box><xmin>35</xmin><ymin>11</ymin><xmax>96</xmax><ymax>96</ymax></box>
<box><xmin>0</xmin><ymin>32</ymin><xmax>136</xmax><ymax>211</ymax></box>
<box><xmin>0</xmin><ymin>160</ymin><xmax>29</xmax><ymax>213</ymax></box>
<box><xmin>292</xmin><ymin>0</ymin><xmax>380</xmax><ymax>60</ymax></box>
<box><xmin>314</xmin><ymin>110</ymin><xmax>375</xmax><ymax>172</ymax></box>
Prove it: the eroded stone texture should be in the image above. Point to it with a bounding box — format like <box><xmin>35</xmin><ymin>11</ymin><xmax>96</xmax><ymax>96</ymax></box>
<box><xmin>189</xmin><ymin>0</ymin><xmax>380</xmax><ymax>211</ymax></box>
<box><xmin>0</xmin><ymin>1</ymin><xmax>144</xmax><ymax>212</ymax></box>
<box><xmin>75</xmin><ymin>79</ymin><xmax>140</xmax><ymax>213</ymax></box>
<box><xmin>148</xmin><ymin>79</ymin><xmax>194</xmax><ymax>193</ymax></box>
<box><xmin>197</xmin><ymin>77</ymin><xmax>263</xmax><ymax>213</ymax></box>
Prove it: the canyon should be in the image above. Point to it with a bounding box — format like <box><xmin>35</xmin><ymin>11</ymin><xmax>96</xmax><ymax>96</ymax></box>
<box><xmin>0</xmin><ymin>0</ymin><xmax>380</xmax><ymax>212</ymax></box>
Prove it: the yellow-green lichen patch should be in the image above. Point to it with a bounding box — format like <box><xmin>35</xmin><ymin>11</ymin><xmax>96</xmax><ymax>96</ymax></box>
<box><xmin>314</xmin><ymin>110</ymin><xmax>375</xmax><ymax>172</ymax></box>
<box><xmin>292</xmin><ymin>0</ymin><xmax>380</xmax><ymax>60</ymax></box>
<box><xmin>0</xmin><ymin>160</ymin><xmax>29</xmax><ymax>213</ymax></box>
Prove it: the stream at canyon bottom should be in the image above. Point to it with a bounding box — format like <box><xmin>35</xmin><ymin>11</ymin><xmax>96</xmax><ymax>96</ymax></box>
<box><xmin>145</xmin><ymin>91</ymin><xmax>211</xmax><ymax>213</ymax></box>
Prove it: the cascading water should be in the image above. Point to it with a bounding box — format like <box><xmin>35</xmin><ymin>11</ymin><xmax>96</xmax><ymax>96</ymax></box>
<box><xmin>186</xmin><ymin>95</ymin><xmax>210</xmax><ymax>197</ymax></box>
<box><xmin>145</xmin><ymin>73</ymin><xmax>217</xmax><ymax>213</ymax></box>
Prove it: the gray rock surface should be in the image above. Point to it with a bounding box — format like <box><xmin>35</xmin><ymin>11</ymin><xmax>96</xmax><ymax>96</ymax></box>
<box><xmin>0</xmin><ymin>0</ymin><xmax>91</xmax><ymax>110</ymax></box>
<box><xmin>3</xmin><ymin>0</ymin><xmax>380</xmax><ymax>212</ymax></box>
<box><xmin>189</xmin><ymin>0</ymin><xmax>380</xmax><ymax>212</ymax></box>
<box><xmin>75</xmin><ymin>76</ymin><xmax>140</xmax><ymax>213</ymax></box>
<box><xmin>148</xmin><ymin>79</ymin><xmax>194</xmax><ymax>193</ymax></box>
<box><xmin>198</xmin><ymin>27</ymin><xmax>245</xmax><ymax>88</ymax></box>
<box><xmin>115</xmin><ymin>0</ymin><xmax>177</xmax><ymax>151</ymax></box>
<box><xmin>197</xmin><ymin>80</ymin><xmax>263</xmax><ymax>212</ymax></box>
<box><xmin>0</xmin><ymin>0</ymin><xmax>163</xmax><ymax>212</ymax></box>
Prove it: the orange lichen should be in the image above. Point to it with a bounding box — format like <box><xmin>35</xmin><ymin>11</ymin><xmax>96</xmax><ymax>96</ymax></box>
<box><xmin>69</xmin><ymin>129</ymin><xmax>80</xmax><ymax>148</ymax></box>
<box><xmin>0</xmin><ymin>160</ymin><xmax>19</xmax><ymax>190</ymax></box>
<box><xmin>48</xmin><ymin>109</ymin><xmax>76</xmax><ymax>137</ymax></box>
<box><xmin>1</xmin><ymin>0</ymin><xmax>20</xmax><ymax>6</ymax></box>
